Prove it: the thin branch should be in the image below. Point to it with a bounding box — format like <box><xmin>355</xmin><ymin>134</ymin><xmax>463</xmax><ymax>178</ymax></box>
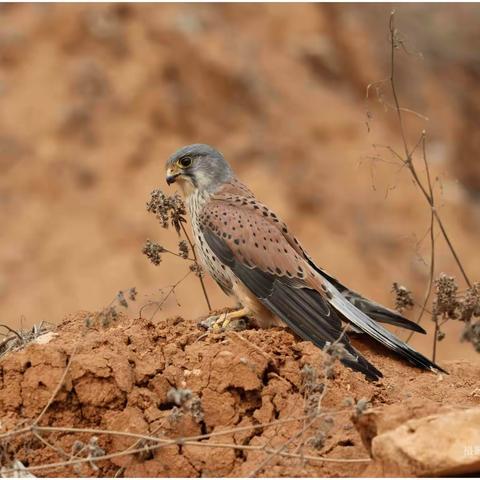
<box><xmin>32</xmin><ymin>431</ymin><xmax>70</xmax><ymax>460</ymax></box>
<box><xmin>1</xmin><ymin>409</ymin><xmax>352</xmax><ymax>443</ymax></box>
<box><xmin>0</xmin><ymin>444</ymin><xmax>160</xmax><ymax>475</ymax></box>
<box><xmin>432</xmin><ymin>209</ymin><xmax>472</xmax><ymax>288</ymax></box>
<box><xmin>35</xmin><ymin>412</ymin><xmax>340</xmax><ymax>444</ymax></box>
<box><xmin>0</xmin><ymin>436</ymin><xmax>370</xmax><ymax>476</ymax></box>
<box><xmin>248</xmin><ymin>415</ymin><xmax>320</xmax><ymax>476</ymax></box>
<box><xmin>432</xmin><ymin>315</ymin><xmax>439</xmax><ymax>363</ymax></box>
<box><xmin>0</xmin><ymin>324</ymin><xmax>24</xmax><ymax>344</ymax></box>
<box><xmin>388</xmin><ymin>10</ymin><xmax>471</xmax><ymax>290</ymax></box>
<box><xmin>162</xmin><ymin>247</ymin><xmax>195</xmax><ymax>262</ymax></box>
<box><xmin>0</xmin><ymin>407</ymin><xmax>365</xmax><ymax>476</ymax></box>
<box><xmin>406</xmin><ymin>134</ymin><xmax>436</xmax><ymax>343</ymax></box>
<box><xmin>181</xmin><ymin>441</ymin><xmax>371</xmax><ymax>463</ymax></box>
<box><xmin>138</xmin><ymin>270</ymin><xmax>192</xmax><ymax>320</ymax></box>
<box><xmin>249</xmin><ymin>326</ymin><xmax>349</xmax><ymax>476</ymax></box>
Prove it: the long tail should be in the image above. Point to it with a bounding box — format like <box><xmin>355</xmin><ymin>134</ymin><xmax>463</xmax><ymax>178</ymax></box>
<box><xmin>320</xmin><ymin>270</ymin><xmax>426</xmax><ymax>333</ymax></box>
<box><xmin>325</xmin><ymin>278</ymin><xmax>447</xmax><ymax>374</ymax></box>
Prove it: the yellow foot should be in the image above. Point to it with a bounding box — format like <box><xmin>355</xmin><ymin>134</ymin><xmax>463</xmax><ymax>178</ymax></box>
<box><xmin>210</xmin><ymin>307</ymin><xmax>250</xmax><ymax>332</ymax></box>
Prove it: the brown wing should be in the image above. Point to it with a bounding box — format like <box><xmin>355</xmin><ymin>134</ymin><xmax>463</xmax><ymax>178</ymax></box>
<box><xmin>199</xmin><ymin>186</ymin><xmax>383</xmax><ymax>380</ymax></box>
<box><xmin>202</xmin><ymin>184</ymin><xmax>446</xmax><ymax>378</ymax></box>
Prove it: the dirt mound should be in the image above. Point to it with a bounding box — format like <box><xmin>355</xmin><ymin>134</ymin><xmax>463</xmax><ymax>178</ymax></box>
<box><xmin>1</xmin><ymin>4</ymin><xmax>480</xmax><ymax>370</ymax></box>
<box><xmin>1</xmin><ymin>312</ymin><xmax>479</xmax><ymax>477</ymax></box>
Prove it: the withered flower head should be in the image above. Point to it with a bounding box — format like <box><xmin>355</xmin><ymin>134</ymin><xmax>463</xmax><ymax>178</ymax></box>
<box><xmin>433</xmin><ymin>274</ymin><xmax>459</xmax><ymax>319</ymax></box>
<box><xmin>146</xmin><ymin>189</ymin><xmax>186</xmax><ymax>235</ymax></box>
<box><xmin>178</xmin><ymin>240</ymin><xmax>189</xmax><ymax>259</ymax></box>
<box><xmin>142</xmin><ymin>239</ymin><xmax>165</xmax><ymax>266</ymax></box>
<box><xmin>392</xmin><ymin>282</ymin><xmax>414</xmax><ymax>313</ymax></box>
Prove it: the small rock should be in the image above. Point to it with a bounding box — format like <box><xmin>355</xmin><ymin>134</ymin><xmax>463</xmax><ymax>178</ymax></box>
<box><xmin>372</xmin><ymin>407</ymin><xmax>480</xmax><ymax>476</ymax></box>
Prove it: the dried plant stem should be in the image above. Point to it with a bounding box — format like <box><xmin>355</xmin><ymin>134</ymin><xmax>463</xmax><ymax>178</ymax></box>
<box><xmin>32</xmin><ymin>431</ymin><xmax>70</xmax><ymax>460</ymax></box>
<box><xmin>388</xmin><ymin>12</ymin><xmax>470</xmax><ymax>289</ymax></box>
<box><xmin>431</xmin><ymin>210</ymin><xmax>471</xmax><ymax>288</ymax></box>
<box><xmin>184</xmin><ymin>441</ymin><xmax>370</xmax><ymax>463</ymax></box>
<box><xmin>0</xmin><ymin>437</ymin><xmax>369</xmax><ymax>476</ymax></box>
<box><xmin>0</xmin><ymin>324</ymin><xmax>24</xmax><ymax>344</ymax></box>
<box><xmin>248</xmin><ymin>415</ymin><xmax>319</xmax><ymax>476</ymax></box>
<box><xmin>0</xmin><ymin>408</ymin><xmax>363</xmax><ymax>476</ymax></box>
<box><xmin>162</xmin><ymin>247</ymin><xmax>195</xmax><ymax>261</ymax></box>
<box><xmin>432</xmin><ymin>315</ymin><xmax>440</xmax><ymax>362</ymax></box>
<box><xmin>1</xmin><ymin>409</ymin><xmax>352</xmax><ymax>443</ymax></box>
<box><xmin>256</xmin><ymin>448</ymin><xmax>370</xmax><ymax>464</ymax></box>
<box><xmin>139</xmin><ymin>270</ymin><xmax>192</xmax><ymax>320</ymax></box>
<box><xmin>180</xmin><ymin>222</ymin><xmax>212</xmax><ymax>311</ymax></box>
<box><xmin>249</xmin><ymin>326</ymin><xmax>348</xmax><ymax>476</ymax></box>
<box><xmin>388</xmin><ymin>12</ymin><xmax>472</xmax><ymax>353</ymax></box>
<box><xmin>406</xmin><ymin>136</ymin><xmax>435</xmax><ymax>344</ymax></box>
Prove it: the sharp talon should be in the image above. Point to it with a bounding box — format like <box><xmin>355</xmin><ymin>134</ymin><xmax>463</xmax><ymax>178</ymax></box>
<box><xmin>198</xmin><ymin>309</ymin><xmax>250</xmax><ymax>332</ymax></box>
<box><xmin>221</xmin><ymin>317</ymin><xmax>232</xmax><ymax>330</ymax></box>
<box><xmin>212</xmin><ymin>321</ymin><xmax>223</xmax><ymax>332</ymax></box>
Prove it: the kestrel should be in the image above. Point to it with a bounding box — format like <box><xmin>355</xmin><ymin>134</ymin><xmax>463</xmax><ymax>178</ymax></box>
<box><xmin>165</xmin><ymin>144</ymin><xmax>445</xmax><ymax>380</ymax></box>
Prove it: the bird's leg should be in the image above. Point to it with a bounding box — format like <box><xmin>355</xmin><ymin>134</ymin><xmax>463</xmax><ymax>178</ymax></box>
<box><xmin>212</xmin><ymin>307</ymin><xmax>250</xmax><ymax>331</ymax></box>
<box><xmin>198</xmin><ymin>307</ymin><xmax>250</xmax><ymax>332</ymax></box>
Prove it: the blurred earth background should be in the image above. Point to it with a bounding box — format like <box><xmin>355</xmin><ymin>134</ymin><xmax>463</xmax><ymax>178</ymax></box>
<box><xmin>1</xmin><ymin>2</ymin><xmax>480</xmax><ymax>363</ymax></box>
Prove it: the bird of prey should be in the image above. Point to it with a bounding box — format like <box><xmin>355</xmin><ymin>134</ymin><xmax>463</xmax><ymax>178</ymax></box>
<box><xmin>165</xmin><ymin>144</ymin><xmax>446</xmax><ymax>381</ymax></box>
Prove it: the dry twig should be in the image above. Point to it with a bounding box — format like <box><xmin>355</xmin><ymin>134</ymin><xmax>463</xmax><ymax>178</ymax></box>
<box><xmin>367</xmin><ymin>12</ymin><xmax>476</xmax><ymax>360</ymax></box>
<box><xmin>144</xmin><ymin>189</ymin><xmax>211</xmax><ymax>310</ymax></box>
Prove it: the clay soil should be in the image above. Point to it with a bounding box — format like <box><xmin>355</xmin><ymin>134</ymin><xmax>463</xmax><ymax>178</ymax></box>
<box><xmin>1</xmin><ymin>4</ymin><xmax>480</xmax><ymax>477</ymax></box>
<box><xmin>1</xmin><ymin>3</ymin><xmax>479</xmax><ymax>362</ymax></box>
<box><xmin>1</xmin><ymin>311</ymin><xmax>479</xmax><ymax>477</ymax></box>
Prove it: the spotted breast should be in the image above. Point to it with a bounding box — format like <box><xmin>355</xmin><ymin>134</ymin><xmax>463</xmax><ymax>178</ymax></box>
<box><xmin>187</xmin><ymin>189</ymin><xmax>234</xmax><ymax>295</ymax></box>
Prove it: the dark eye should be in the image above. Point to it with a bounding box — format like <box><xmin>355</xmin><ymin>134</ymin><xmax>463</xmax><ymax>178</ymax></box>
<box><xmin>178</xmin><ymin>156</ymin><xmax>192</xmax><ymax>168</ymax></box>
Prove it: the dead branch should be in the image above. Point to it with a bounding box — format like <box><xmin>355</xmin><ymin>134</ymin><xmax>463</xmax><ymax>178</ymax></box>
<box><xmin>388</xmin><ymin>10</ymin><xmax>471</xmax><ymax>291</ymax></box>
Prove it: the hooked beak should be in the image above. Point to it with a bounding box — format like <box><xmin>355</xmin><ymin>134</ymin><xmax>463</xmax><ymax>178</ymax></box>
<box><xmin>166</xmin><ymin>168</ymin><xmax>180</xmax><ymax>185</ymax></box>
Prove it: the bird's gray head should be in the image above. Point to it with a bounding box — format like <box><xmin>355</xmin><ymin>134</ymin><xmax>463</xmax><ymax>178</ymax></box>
<box><xmin>165</xmin><ymin>144</ymin><xmax>234</xmax><ymax>196</ymax></box>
